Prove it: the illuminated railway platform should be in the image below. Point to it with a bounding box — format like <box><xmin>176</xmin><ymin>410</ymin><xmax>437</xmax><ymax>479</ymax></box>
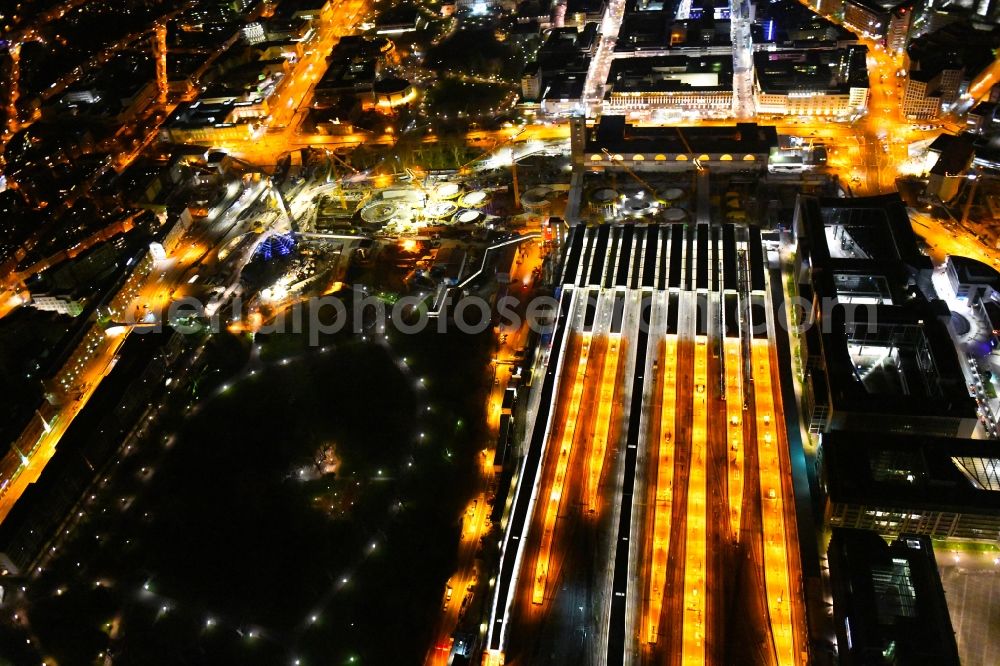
<box><xmin>483</xmin><ymin>222</ymin><xmax>807</xmax><ymax>666</ymax></box>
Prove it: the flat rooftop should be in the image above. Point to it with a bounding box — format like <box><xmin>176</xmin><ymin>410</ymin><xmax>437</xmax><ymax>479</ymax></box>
<box><xmin>585</xmin><ymin>116</ymin><xmax>779</xmax><ymax>154</ymax></box>
<box><xmin>753</xmin><ymin>0</ymin><xmax>855</xmax><ymax>46</ymax></box>
<box><xmin>754</xmin><ymin>46</ymin><xmax>869</xmax><ymax>94</ymax></box>
<box><xmin>824</xmin><ymin>430</ymin><xmax>1000</xmax><ymax>516</ymax></box>
<box><xmin>163</xmin><ymin>100</ymin><xmax>247</xmax><ymax>130</ymax></box>
<box><xmin>908</xmin><ymin>21</ymin><xmax>1000</xmax><ymax>79</ymax></box>
<box><xmin>798</xmin><ymin>194</ymin><xmax>928</xmax><ymax>273</ymax></box>
<box><xmin>828</xmin><ymin>529</ymin><xmax>960</xmax><ymax>666</ymax></box>
<box><xmin>796</xmin><ymin>194</ymin><xmax>975</xmax><ymax>430</ymax></box>
<box><xmin>606</xmin><ymin>54</ymin><xmax>733</xmax><ymax>94</ymax></box>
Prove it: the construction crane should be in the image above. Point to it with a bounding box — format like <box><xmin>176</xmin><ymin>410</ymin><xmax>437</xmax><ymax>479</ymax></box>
<box><xmin>327</xmin><ymin>148</ymin><xmax>360</xmax><ymax>175</ymax></box>
<box><xmin>3</xmin><ymin>1</ymin><xmax>192</xmax><ymax>147</ymax></box>
<box><xmin>601</xmin><ymin>148</ymin><xmax>661</xmax><ymax>201</ymax></box>
<box><xmin>457</xmin><ymin>127</ymin><xmax>527</xmax><ymax>173</ymax></box>
<box><xmin>442</xmin><ymin>127</ymin><xmax>529</xmax><ymax>207</ymax></box>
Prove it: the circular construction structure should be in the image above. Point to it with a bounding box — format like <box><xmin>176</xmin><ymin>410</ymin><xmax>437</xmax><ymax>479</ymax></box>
<box><xmin>459</xmin><ymin>190</ymin><xmax>489</xmax><ymax>208</ymax></box>
<box><xmin>950</xmin><ymin>312</ymin><xmax>972</xmax><ymax>337</ymax></box>
<box><xmin>663</xmin><ymin>187</ymin><xmax>685</xmax><ymax>202</ymax></box>
<box><xmin>433</xmin><ymin>182</ymin><xmax>461</xmax><ymax>200</ymax></box>
<box><xmin>590</xmin><ymin>188</ymin><xmax>617</xmax><ymax>205</ymax></box>
<box><xmin>424</xmin><ymin>201</ymin><xmax>458</xmax><ymax>220</ymax></box>
<box><xmin>361</xmin><ymin>200</ymin><xmax>398</xmax><ymax>225</ymax></box>
<box><xmin>588</xmin><ymin>187</ymin><xmax>617</xmax><ymax>216</ymax></box>
<box><xmin>454</xmin><ymin>209</ymin><xmax>482</xmax><ymax>225</ymax></box>
<box><xmin>218</xmin><ymin>233</ymin><xmax>249</xmax><ymax>263</ymax></box>
<box><xmin>522</xmin><ymin>187</ymin><xmax>552</xmax><ymax>214</ymax></box>
<box><xmin>621</xmin><ymin>195</ymin><xmax>653</xmax><ymax>217</ymax></box>
<box><xmin>374</xmin><ymin>77</ymin><xmax>415</xmax><ymax>108</ymax></box>
<box><xmin>663</xmin><ymin>207</ymin><xmax>687</xmax><ymax>222</ymax></box>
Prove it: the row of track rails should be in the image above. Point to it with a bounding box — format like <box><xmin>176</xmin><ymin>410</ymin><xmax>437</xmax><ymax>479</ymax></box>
<box><xmin>531</xmin><ymin>332</ymin><xmax>597</xmax><ymax>605</ymax></box>
<box><xmin>585</xmin><ymin>335</ymin><xmax>625</xmax><ymax>515</ymax></box>
<box><xmin>642</xmin><ymin>335</ymin><xmax>677</xmax><ymax>646</ymax></box>
<box><xmin>492</xmin><ymin>223</ymin><xmax>806</xmax><ymax>666</ymax></box>
<box><xmin>724</xmin><ymin>337</ymin><xmax>745</xmax><ymax>540</ymax></box>
<box><xmin>752</xmin><ymin>335</ymin><xmax>797</xmax><ymax>665</ymax></box>
<box><xmin>682</xmin><ymin>331</ymin><xmax>710</xmax><ymax>664</ymax></box>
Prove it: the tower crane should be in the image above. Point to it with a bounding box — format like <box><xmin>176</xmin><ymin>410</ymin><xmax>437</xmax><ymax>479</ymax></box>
<box><xmin>601</xmin><ymin>148</ymin><xmax>661</xmax><ymax>201</ymax></box>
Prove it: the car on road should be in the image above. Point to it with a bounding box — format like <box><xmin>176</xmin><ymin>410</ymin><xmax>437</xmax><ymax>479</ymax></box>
<box><xmin>444</xmin><ymin>585</ymin><xmax>453</xmax><ymax>609</ymax></box>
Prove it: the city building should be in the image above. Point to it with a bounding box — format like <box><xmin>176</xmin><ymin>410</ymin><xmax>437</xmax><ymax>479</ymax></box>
<box><xmin>923</xmin><ymin>129</ymin><xmax>1000</xmax><ymax>176</ymax></box>
<box><xmin>555</xmin><ymin>0</ymin><xmax>609</xmax><ymax>26</ymax></box>
<box><xmin>902</xmin><ymin>70</ymin><xmax>944</xmax><ymax>120</ymax></box>
<box><xmin>615</xmin><ymin>0</ymin><xmax>733</xmax><ymax>56</ymax></box>
<box><xmin>288</xmin><ymin>0</ymin><xmax>335</xmax><ymax>22</ymax></box>
<box><xmin>815</xmin><ymin>0</ymin><xmax>846</xmax><ymax>15</ymax></box>
<box><xmin>753</xmin><ymin>0</ymin><xmax>858</xmax><ymax>49</ymax></box>
<box><xmin>374</xmin><ymin>4</ymin><xmax>423</xmax><ymax>34</ymax></box>
<box><xmin>603</xmin><ymin>54</ymin><xmax>734</xmax><ymax>120</ymax></box>
<box><xmin>944</xmin><ymin>255</ymin><xmax>1000</xmax><ymax>304</ymax></box>
<box><xmin>572</xmin><ymin>115</ymin><xmax>779</xmax><ymax>170</ymax></box>
<box><xmin>159</xmin><ymin>101</ymin><xmax>258</xmax><ymax>144</ymax></box>
<box><xmin>52</xmin><ymin>54</ymin><xmax>157</xmax><ymax>126</ymax></box>
<box><xmin>256</xmin><ymin>16</ymin><xmax>314</xmax><ymax>42</ymax></box>
<box><xmin>940</xmin><ymin>254</ymin><xmax>1000</xmax><ymax>348</ymax></box>
<box><xmin>28</xmin><ymin>293</ymin><xmax>85</xmax><ymax>317</ymax></box>
<box><xmin>372</xmin><ymin>77</ymin><xmax>415</xmax><ymax>109</ymax></box>
<box><xmin>753</xmin><ymin>47</ymin><xmax>869</xmax><ymax>118</ymax></box>
<box><xmin>312</xmin><ymin>35</ymin><xmax>396</xmax><ymax>108</ymax></box>
<box><xmin>158</xmin><ymin>1</ymin><xmax>338</xmax><ymax>145</ymax></box>
<box><xmin>614</xmin><ymin>12</ymin><xmax>674</xmax><ymax>53</ymax></box>
<box><xmin>910</xmin><ymin>7</ymin><xmax>965</xmax><ymax>40</ymax></box>
<box><xmin>313</xmin><ymin>56</ymin><xmax>377</xmax><ymax>106</ymax></box>
<box><xmin>827</xmin><ymin>529</ymin><xmax>961</xmax><ymax>665</ymax></box>
<box><xmin>843</xmin><ymin>0</ymin><xmax>915</xmax><ymax>52</ymax></box>
<box><xmin>793</xmin><ymin>194</ymin><xmax>978</xmax><ymax>437</ymax></box>
<box><xmin>966</xmin><ymin>101</ymin><xmax>1000</xmax><ymax>133</ymax></box>
<box><xmin>886</xmin><ymin>2</ymin><xmax>916</xmax><ymax>52</ymax></box>
<box><xmin>539</xmin><ymin>72</ymin><xmax>589</xmax><ymax>115</ymax></box>
<box><xmin>823</xmin><ymin>432</ymin><xmax>1000</xmax><ymax>542</ymax></box>
<box><xmin>521</xmin><ymin>62</ymin><xmax>543</xmax><ymax>101</ymax></box>
<box><xmin>925</xmin><ymin>133</ymin><xmax>975</xmax><ymax>201</ymax></box>
<box><xmin>940</xmin><ymin>255</ymin><xmax>1000</xmax><ymax>347</ymax></box>
<box><xmin>768</xmin><ymin>144</ymin><xmax>829</xmax><ymax>172</ymax></box>
<box><xmin>906</xmin><ymin>20</ymin><xmax>1000</xmax><ymax>115</ymax></box>
<box><xmin>432</xmin><ymin>246</ymin><xmax>468</xmax><ymax>285</ymax></box>
<box><xmin>522</xmin><ymin>24</ymin><xmax>595</xmax><ymax>108</ymax></box>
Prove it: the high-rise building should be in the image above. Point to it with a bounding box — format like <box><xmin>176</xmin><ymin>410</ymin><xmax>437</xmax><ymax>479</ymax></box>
<box><xmin>843</xmin><ymin>0</ymin><xmax>915</xmax><ymax>52</ymax></box>
<box><xmin>828</xmin><ymin>529</ymin><xmax>961</xmax><ymax>665</ymax></box>
<box><xmin>753</xmin><ymin>47</ymin><xmax>870</xmax><ymax>118</ymax></box>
